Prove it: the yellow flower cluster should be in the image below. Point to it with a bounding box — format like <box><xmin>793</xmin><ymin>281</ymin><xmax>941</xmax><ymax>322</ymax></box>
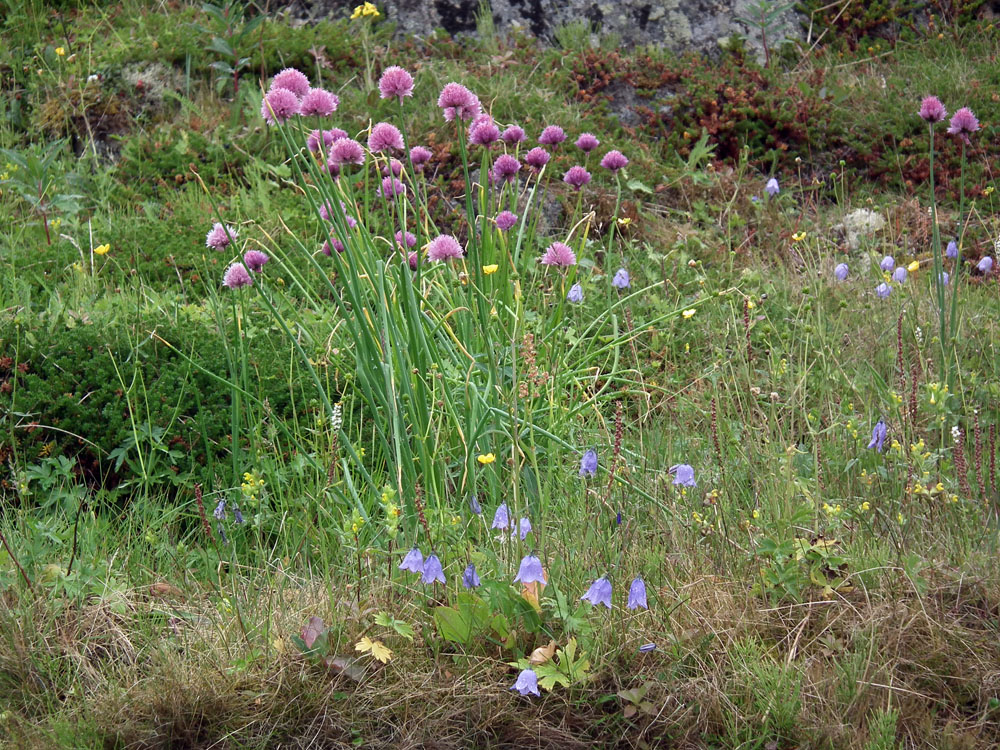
<box><xmin>241</xmin><ymin>470</ymin><xmax>265</xmax><ymax>498</ymax></box>
<box><xmin>351</xmin><ymin>2</ymin><xmax>380</xmax><ymax>19</ymax></box>
<box><xmin>821</xmin><ymin>502</ymin><xmax>843</xmax><ymax>516</ymax></box>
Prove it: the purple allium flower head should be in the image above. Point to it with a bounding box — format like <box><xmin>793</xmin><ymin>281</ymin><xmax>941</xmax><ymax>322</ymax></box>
<box><xmin>233</xmin><ymin>505</ymin><xmax>244</xmax><ymax>524</ymax></box>
<box><xmin>324</xmin><ymin>158</ymin><xmax>341</xmax><ymax>179</ymax></box>
<box><xmin>638</xmin><ymin>642</ymin><xmax>657</xmax><ymax>653</ymax></box>
<box><xmin>491</xmin><ymin>503</ymin><xmax>510</xmax><ymax>530</ymax></box>
<box><xmin>378</xmin><ymin>65</ymin><xmax>414</xmax><ymax>102</ymax></box>
<box><xmin>567</xmin><ymin>283</ymin><xmax>583</xmax><ymax>303</ymax></box>
<box><xmin>538</xmin><ymin>125</ymin><xmax>566</xmax><ymax>146</ymax></box>
<box><xmin>948</xmin><ymin>107</ymin><xmax>979</xmax><ymax>144</ymax></box>
<box><xmin>612</xmin><ymin>268</ymin><xmax>630</xmax><ymax>289</ymax></box>
<box><xmin>469</xmin><ymin>115</ymin><xmax>500</xmax><ymax>146</ymax></box>
<box><xmin>495</xmin><ymin>210</ymin><xmax>518</xmax><ymax>231</ymax></box>
<box><xmin>410</xmin><ymin>145</ymin><xmax>432</xmax><ymax>169</ymax></box>
<box><xmin>399</xmin><ymin>547</ymin><xmax>423</xmax><ymax>573</ymax></box>
<box><xmin>395</xmin><ymin>230</ymin><xmax>417</xmax><ymax>249</ymax></box>
<box><xmin>876</xmin><ymin>282</ymin><xmax>892</xmax><ymax>299</ymax></box>
<box><xmin>330</xmin><ymin>138</ymin><xmax>365</xmax><ymax>166</ymax></box>
<box><xmin>427</xmin><ymin>234</ymin><xmax>464</xmax><ymax>262</ymax></box>
<box><xmin>919</xmin><ymin>95</ymin><xmax>947</xmax><ymax>123</ymax></box>
<box><xmin>834</xmin><ymin>263</ymin><xmax>849</xmax><ymax>281</ymax></box>
<box><xmin>511</xmin><ymin>669</ymin><xmax>540</xmax><ymax>697</ymax></box>
<box><xmin>946</xmin><ymin>240</ymin><xmax>958</xmax><ymax>259</ymax></box>
<box><xmin>563</xmin><ymin>165</ymin><xmax>592</xmax><ymax>191</ymax></box>
<box><xmin>469</xmin><ymin>494</ymin><xmax>482</xmax><ymax>515</ymax></box>
<box><xmin>421</xmin><ymin>554</ymin><xmax>446</xmax><ymax>585</ymax></box>
<box><xmin>669</xmin><ymin>463</ymin><xmax>696</xmax><ymax>487</ymax></box>
<box><xmin>270</xmin><ymin>67</ymin><xmax>310</xmax><ymax>97</ymax></box>
<box><xmin>462</xmin><ymin>563</ymin><xmax>481</xmax><ymax>589</ymax></box>
<box><xmin>880</xmin><ymin>255</ymin><xmax>895</xmax><ymax>272</ymax></box>
<box><xmin>576</xmin><ymin>132</ymin><xmax>600</xmax><ymax>153</ymax></box>
<box><xmin>867</xmin><ymin>419</ymin><xmax>887</xmax><ymax>452</ymax></box>
<box><xmin>407</xmin><ymin>251</ymin><xmax>418</xmax><ymax>270</ymax></box>
<box><xmin>380</xmin><ymin>176</ymin><xmax>407</xmax><ymax>198</ymax></box>
<box><xmin>627</xmin><ymin>577</ymin><xmax>648</xmax><ymax>610</ymax></box>
<box><xmin>524</xmin><ymin>147</ymin><xmax>550</xmax><ymax>172</ymax></box>
<box><xmin>513</xmin><ymin>555</ymin><xmax>546</xmax><ymax>585</ymax></box>
<box><xmin>383</xmin><ymin>158</ymin><xmax>404</xmax><ymax>177</ymax></box>
<box><xmin>501</xmin><ymin>125</ymin><xmax>526</xmax><ymax>144</ymax></box>
<box><xmin>260</xmin><ymin>87</ymin><xmax>300</xmax><ymax>125</ymax></box>
<box><xmin>223</xmin><ymin>263</ymin><xmax>253</xmax><ymax>289</ymax></box>
<box><xmin>600</xmin><ymin>149</ymin><xmax>629</xmax><ymax>171</ymax></box>
<box><xmin>319</xmin><ymin>200</ymin><xmax>357</xmax><ymax>227</ymax></box>
<box><xmin>940</xmin><ymin>271</ymin><xmax>950</xmax><ymax>285</ymax></box>
<box><xmin>978</xmin><ymin>256</ymin><xmax>994</xmax><ymax>274</ymax></box>
<box><xmin>321</xmin><ymin>238</ymin><xmax>345</xmax><ymax>255</ymax></box>
<box><xmin>892</xmin><ymin>266</ymin><xmax>907</xmax><ymax>284</ymax></box>
<box><xmin>492</xmin><ymin>154</ymin><xmax>521</xmax><ymax>183</ymax></box>
<box><xmin>515</xmin><ymin>517</ymin><xmax>532</xmax><ymax>541</ymax></box>
<box><xmin>368</xmin><ymin>122</ymin><xmax>404</xmax><ymax>152</ymax></box>
<box><xmin>213</xmin><ymin>499</ymin><xmax>226</xmax><ymax>520</ymax></box>
<box><xmin>206</xmin><ymin>222</ymin><xmax>237</xmax><ymax>251</ymax></box>
<box><xmin>540</xmin><ymin>241</ymin><xmax>577</xmax><ymax>267</ymax></box>
<box><xmin>299</xmin><ymin>87</ymin><xmax>339</xmax><ymax>117</ymax></box>
<box><xmin>243</xmin><ymin>250</ymin><xmax>269</xmax><ymax>273</ymax></box>
<box><xmin>437</xmin><ymin>82</ymin><xmax>481</xmax><ymax>122</ymax></box>
<box><xmin>579</xmin><ymin>449</ymin><xmax>598</xmax><ymax>478</ymax></box>
<box><xmin>581</xmin><ymin>576</ymin><xmax>613</xmax><ymax>608</ymax></box>
<box><xmin>307</xmin><ymin>129</ymin><xmax>336</xmax><ymax>153</ymax></box>
<box><xmin>766</xmin><ymin>177</ymin><xmax>779</xmax><ymax>197</ymax></box>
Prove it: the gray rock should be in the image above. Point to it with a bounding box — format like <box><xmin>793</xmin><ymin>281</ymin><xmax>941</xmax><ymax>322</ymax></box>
<box><xmin>275</xmin><ymin>0</ymin><xmax>805</xmax><ymax>57</ymax></box>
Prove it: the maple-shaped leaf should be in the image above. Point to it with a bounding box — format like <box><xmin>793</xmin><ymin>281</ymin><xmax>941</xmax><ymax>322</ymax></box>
<box><xmin>355</xmin><ymin>636</ymin><xmax>393</xmax><ymax>664</ymax></box>
<box><xmin>302</xmin><ymin>616</ymin><xmax>325</xmax><ymax>649</ymax></box>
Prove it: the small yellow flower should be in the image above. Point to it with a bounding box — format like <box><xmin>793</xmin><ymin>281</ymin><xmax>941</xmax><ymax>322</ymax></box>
<box><xmin>483</xmin><ymin>264</ymin><xmax>498</xmax><ymax>275</ymax></box>
<box><xmin>55</xmin><ymin>47</ymin><xmax>66</xmax><ymax>57</ymax></box>
<box><xmin>617</xmin><ymin>217</ymin><xmax>632</xmax><ymax>226</ymax></box>
<box><xmin>907</xmin><ymin>260</ymin><xmax>919</xmax><ymax>272</ymax></box>
<box><xmin>791</xmin><ymin>231</ymin><xmax>806</xmax><ymax>242</ymax></box>
<box><xmin>752</xmin><ymin>508</ymin><xmax>760</xmax><ymax>519</ymax></box>
<box><xmin>985</xmin><ymin>186</ymin><xmax>995</xmax><ymax>196</ymax></box>
<box><xmin>94</xmin><ymin>243</ymin><xmax>110</xmax><ymax>255</ymax></box>
<box><xmin>860</xmin><ymin>501</ymin><xmax>870</xmax><ymax>512</ymax></box>
<box><xmin>477</xmin><ymin>453</ymin><xmax>495</xmax><ymax>465</ymax></box>
<box><xmin>682</xmin><ymin>308</ymin><xmax>696</xmax><ymax>319</ymax></box>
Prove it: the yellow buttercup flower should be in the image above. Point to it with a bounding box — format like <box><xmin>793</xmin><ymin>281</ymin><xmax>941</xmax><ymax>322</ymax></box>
<box><xmin>483</xmin><ymin>264</ymin><xmax>498</xmax><ymax>275</ymax></box>
<box><xmin>351</xmin><ymin>2</ymin><xmax>380</xmax><ymax>18</ymax></box>
<box><xmin>907</xmin><ymin>260</ymin><xmax>919</xmax><ymax>272</ymax></box>
<box><xmin>682</xmin><ymin>308</ymin><xmax>696</xmax><ymax>319</ymax></box>
<box><xmin>94</xmin><ymin>243</ymin><xmax>110</xmax><ymax>255</ymax></box>
<box><xmin>791</xmin><ymin>231</ymin><xmax>806</xmax><ymax>242</ymax></box>
<box><xmin>55</xmin><ymin>47</ymin><xmax>66</xmax><ymax>57</ymax></box>
<box><xmin>477</xmin><ymin>453</ymin><xmax>495</xmax><ymax>465</ymax></box>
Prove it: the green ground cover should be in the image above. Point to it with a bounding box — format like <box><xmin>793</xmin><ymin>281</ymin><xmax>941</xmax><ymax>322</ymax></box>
<box><xmin>1</xmin><ymin>1</ymin><xmax>1000</xmax><ymax>747</ymax></box>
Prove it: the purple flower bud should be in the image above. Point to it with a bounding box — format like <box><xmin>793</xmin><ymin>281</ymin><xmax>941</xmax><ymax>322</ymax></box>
<box><xmin>581</xmin><ymin>576</ymin><xmax>612</xmax><ymax>608</ymax></box>
<box><xmin>469</xmin><ymin>495</ymin><xmax>482</xmax><ymax>515</ymax></box>
<box><xmin>579</xmin><ymin>449</ymin><xmax>598</xmax><ymax>478</ymax></box>
<box><xmin>892</xmin><ymin>266</ymin><xmax>907</xmax><ymax>283</ymax></box>
<box><xmin>765</xmin><ymin>177</ymin><xmax>779</xmax><ymax>197</ymax></box>
<box><xmin>612</xmin><ymin>268</ymin><xmax>630</xmax><ymax>289</ymax></box>
<box><xmin>946</xmin><ymin>240</ymin><xmax>958</xmax><ymax>259</ymax></box>
<box><xmin>627</xmin><ymin>577</ymin><xmax>648</xmax><ymax>610</ymax></box>
<box><xmin>491</xmin><ymin>503</ymin><xmax>510</xmax><ymax>530</ymax></box>
<box><xmin>567</xmin><ymin>283</ymin><xmax>583</xmax><ymax>303</ymax></box>
<box><xmin>834</xmin><ymin>263</ymin><xmax>849</xmax><ymax>281</ymax></box>
<box><xmin>462</xmin><ymin>563</ymin><xmax>481</xmax><ymax>589</ymax></box>
<box><xmin>978</xmin><ymin>256</ymin><xmax>994</xmax><ymax>274</ymax></box>
<box><xmin>867</xmin><ymin>419</ymin><xmax>887</xmax><ymax>452</ymax></box>
<box><xmin>213</xmin><ymin>499</ymin><xmax>226</xmax><ymax>520</ymax></box>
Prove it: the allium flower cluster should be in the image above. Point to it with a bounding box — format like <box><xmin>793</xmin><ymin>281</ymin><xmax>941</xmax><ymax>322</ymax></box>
<box><xmin>380</xmin><ymin>176</ymin><xmax>407</xmax><ymax>198</ymax></box>
<box><xmin>369</xmin><ymin>122</ymin><xmax>404</xmax><ymax>152</ymax></box>
<box><xmin>919</xmin><ymin>95</ymin><xmax>947</xmax><ymax>123</ymax></box>
<box><xmin>223</xmin><ymin>263</ymin><xmax>253</xmax><ymax>289</ymax></box>
<box><xmin>540</xmin><ymin>241</ymin><xmax>576</xmax><ymax>267</ymax></box>
<box><xmin>243</xmin><ymin>250</ymin><xmax>269</xmax><ymax>272</ymax></box>
<box><xmin>427</xmin><ymin>234</ymin><xmax>464</xmax><ymax>262</ymax></box>
<box><xmin>563</xmin><ymin>165</ymin><xmax>591</xmax><ymax>190</ymax></box>
<box><xmin>261</xmin><ymin>88</ymin><xmax>300</xmax><ymax>125</ymax></box>
<box><xmin>330</xmin><ymin>138</ymin><xmax>365</xmax><ymax>166</ymax></box>
<box><xmin>437</xmin><ymin>82</ymin><xmax>481</xmax><ymax>122</ymax></box>
<box><xmin>270</xmin><ymin>67</ymin><xmax>310</xmax><ymax>97</ymax></box>
<box><xmin>495</xmin><ymin>210</ymin><xmax>518</xmax><ymax>231</ymax></box>
<box><xmin>947</xmin><ymin>107</ymin><xmax>979</xmax><ymax>143</ymax></box>
<box><xmin>299</xmin><ymin>87</ymin><xmax>339</xmax><ymax>117</ymax></box>
<box><xmin>492</xmin><ymin>154</ymin><xmax>521</xmax><ymax>183</ymax></box>
<box><xmin>538</xmin><ymin>125</ymin><xmax>566</xmax><ymax>146</ymax></box>
<box><xmin>410</xmin><ymin>145</ymin><xmax>432</xmax><ymax>169</ymax></box>
<box><xmin>575</xmin><ymin>133</ymin><xmax>599</xmax><ymax>153</ymax></box>
<box><xmin>469</xmin><ymin>116</ymin><xmax>500</xmax><ymax>146</ymax></box>
<box><xmin>524</xmin><ymin>147</ymin><xmax>550</xmax><ymax>171</ymax></box>
<box><xmin>206</xmin><ymin>223</ymin><xmax>237</xmax><ymax>251</ymax></box>
<box><xmin>501</xmin><ymin>125</ymin><xmax>526</xmax><ymax>144</ymax></box>
<box><xmin>600</xmin><ymin>150</ymin><xmax>628</xmax><ymax>171</ymax></box>
<box><xmin>378</xmin><ymin>66</ymin><xmax>414</xmax><ymax>102</ymax></box>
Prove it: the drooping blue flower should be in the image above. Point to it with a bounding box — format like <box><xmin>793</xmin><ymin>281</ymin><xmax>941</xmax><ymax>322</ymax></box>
<box><xmin>469</xmin><ymin>494</ymin><xmax>483</xmax><ymax>515</ymax></box>
<box><xmin>511</xmin><ymin>668</ymin><xmax>540</xmax><ymax>696</ymax></box>
<box><xmin>616</xmin><ymin>511</ymin><xmax>622</xmax><ymax>526</ymax></box>
<box><xmin>876</xmin><ymin>282</ymin><xmax>892</xmax><ymax>299</ymax></box>
<box><xmin>946</xmin><ymin>240</ymin><xmax>958</xmax><ymax>259</ymax></box>
<box><xmin>867</xmin><ymin>419</ymin><xmax>887</xmax><ymax>453</ymax></box>
<box><xmin>880</xmin><ymin>255</ymin><xmax>895</xmax><ymax>272</ymax></box>
<box><xmin>978</xmin><ymin>256</ymin><xmax>994</xmax><ymax>274</ymax></box>
<box><xmin>579</xmin><ymin>449</ymin><xmax>598</xmax><ymax>478</ymax></box>
<box><xmin>638</xmin><ymin>642</ymin><xmax>657</xmax><ymax>653</ymax></box>
<box><xmin>834</xmin><ymin>263</ymin><xmax>849</xmax><ymax>281</ymax></box>
<box><xmin>612</xmin><ymin>268</ymin><xmax>630</xmax><ymax>289</ymax></box>
<box><xmin>513</xmin><ymin>555</ymin><xmax>546</xmax><ymax>585</ymax></box>
<box><xmin>939</xmin><ymin>271</ymin><xmax>950</xmax><ymax>285</ymax></box>
<box><xmin>399</xmin><ymin>547</ymin><xmax>424</xmax><ymax>574</ymax></box>
<box><xmin>892</xmin><ymin>266</ymin><xmax>907</xmax><ymax>283</ymax></box>
<box><xmin>421</xmin><ymin>553</ymin><xmax>446</xmax><ymax>585</ymax></box>
<box><xmin>217</xmin><ymin>521</ymin><xmax>228</xmax><ymax>545</ymax></box>
<box><xmin>669</xmin><ymin>463</ymin><xmax>696</xmax><ymax>487</ymax></box>
<box><xmin>462</xmin><ymin>562</ymin><xmax>481</xmax><ymax>589</ymax></box>
<box><xmin>567</xmin><ymin>283</ymin><xmax>583</xmax><ymax>303</ymax></box>
<box><xmin>515</xmin><ymin>517</ymin><xmax>532</xmax><ymax>540</ymax></box>
<box><xmin>627</xmin><ymin>577</ymin><xmax>648</xmax><ymax>610</ymax></box>
<box><xmin>765</xmin><ymin>177</ymin><xmax>779</xmax><ymax>197</ymax></box>
<box><xmin>233</xmin><ymin>505</ymin><xmax>245</xmax><ymax>524</ymax></box>
<box><xmin>491</xmin><ymin>503</ymin><xmax>510</xmax><ymax>530</ymax></box>
<box><xmin>581</xmin><ymin>576</ymin><xmax>613</xmax><ymax>608</ymax></box>
<box><xmin>213</xmin><ymin>499</ymin><xmax>226</xmax><ymax>520</ymax></box>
